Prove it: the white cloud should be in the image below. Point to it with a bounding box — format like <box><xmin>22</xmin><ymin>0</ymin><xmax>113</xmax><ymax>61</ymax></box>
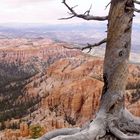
<box><xmin>0</xmin><ymin>0</ymin><xmax>62</xmax><ymax>23</ymax></box>
<box><xmin>0</xmin><ymin>0</ymin><xmax>139</xmax><ymax>24</ymax></box>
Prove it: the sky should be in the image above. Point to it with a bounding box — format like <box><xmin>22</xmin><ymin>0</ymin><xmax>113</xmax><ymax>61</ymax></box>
<box><xmin>0</xmin><ymin>0</ymin><xmax>140</xmax><ymax>24</ymax></box>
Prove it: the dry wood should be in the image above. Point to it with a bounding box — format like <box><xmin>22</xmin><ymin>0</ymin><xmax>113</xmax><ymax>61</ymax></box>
<box><xmin>63</xmin><ymin>38</ymin><xmax>107</xmax><ymax>53</ymax></box>
<box><xmin>60</xmin><ymin>0</ymin><xmax>108</xmax><ymax>21</ymax></box>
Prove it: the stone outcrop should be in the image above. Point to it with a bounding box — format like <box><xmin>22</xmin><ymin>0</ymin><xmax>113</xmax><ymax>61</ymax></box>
<box><xmin>0</xmin><ymin>123</ymin><xmax>29</xmax><ymax>140</ymax></box>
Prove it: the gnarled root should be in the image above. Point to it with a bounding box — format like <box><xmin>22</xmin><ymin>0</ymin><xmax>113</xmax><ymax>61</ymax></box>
<box><xmin>39</xmin><ymin>128</ymin><xmax>81</xmax><ymax>140</ymax></box>
<box><xmin>109</xmin><ymin>123</ymin><xmax>140</xmax><ymax>140</ymax></box>
<box><xmin>108</xmin><ymin>108</ymin><xmax>140</xmax><ymax>140</ymax></box>
<box><xmin>40</xmin><ymin>109</ymin><xmax>140</xmax><ymax>140</ymax></box>
<box><xmin>117</xmin><ymin>109</ymin><xmax>140</xmax><ymax>134</ymax></box>
<box><xmin>40</xmin><ymin>113</ymin><xmax>107</xmax><ymax>140</ymax></box>
<box><xmin>123</xmin><ymin>108</ymin><xmax>140</xmax><ymax>125</ymax></box>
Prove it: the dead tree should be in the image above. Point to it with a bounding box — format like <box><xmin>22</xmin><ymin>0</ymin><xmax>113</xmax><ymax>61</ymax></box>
<box><xmin>40</xmin><ymin>0</ymin><xmax>140</xmax><ymax>139</ymax></box>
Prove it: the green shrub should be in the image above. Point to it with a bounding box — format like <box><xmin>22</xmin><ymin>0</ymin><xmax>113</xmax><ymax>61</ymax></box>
<box><xmin>30</xmin><ymin>124</ymin><xmax>44</xmax><ymax>139</ymax></box>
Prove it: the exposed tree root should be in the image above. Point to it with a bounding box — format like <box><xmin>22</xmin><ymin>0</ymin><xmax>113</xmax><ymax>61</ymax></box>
<box><xmin>123</xmin><ymin>109</ymin><xmax>140</xmax><ymax>125</ymax></box>
<box><xmin>108</xmin><ymin>108</ymin><xmax>140</xmax><ymax>140</ymax></box>
<box><xmin>117</xmin><ymin>109</ymin><xmax>140</xmax><ymax>134</ymax></box>
<box><xmin>40</xmin><ymin>109</ymin><xmax>140</xmax><ymax>140</ymax></box>
<box><xmin>39</xmin><ymin>128</ymin><xmax>81</xmax><ymax>140</ymax></box>
<box><xmin>49</xmin><ymin>118</ymin><xmax>106</xmax><ymax>140</ymax></box>
<box><xmin>109</xmin><ymin>123</ymin><xmax>140</xmax><ymax>140</ymax></box>
<box><xmin>40</xmin><ymin>113</ymin><xmax>107</xmax><ymax>140</ymax></box>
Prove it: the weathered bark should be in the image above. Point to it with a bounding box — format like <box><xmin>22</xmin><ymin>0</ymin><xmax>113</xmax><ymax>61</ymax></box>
<box><xmin>40</xmin><ymin>0</ymin><xmax>140</xmax><ymax>140</ymax></box>
<box><xmin>100</xmin><ymin>0</ymin><xmax>134</xmax><ymax>112</ymax></box>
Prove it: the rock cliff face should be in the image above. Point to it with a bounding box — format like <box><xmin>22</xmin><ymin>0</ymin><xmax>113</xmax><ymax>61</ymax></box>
<box><xmin>0</xmin><ymin>38</ymin><xmax>82</xmax><ymax>123</ymax></box>
<box><xmin>0</xmin><ymin>38</ymin><xmax>139</xmax><ymax>140</ymax></box>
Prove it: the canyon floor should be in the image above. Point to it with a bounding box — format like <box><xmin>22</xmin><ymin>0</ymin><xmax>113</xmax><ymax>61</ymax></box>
<box><xmin>0</xmin><ymin>38</ymin><xmax>139</xmax><ymax>140</ymax></box>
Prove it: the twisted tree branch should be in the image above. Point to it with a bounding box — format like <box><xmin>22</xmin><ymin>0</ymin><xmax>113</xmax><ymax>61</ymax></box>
<box><xmin>81</xmin><ymin>38</ymin><xmax>107</xmax><ymax>52</ymax></box>
<box><xmin>134</xmin><ymin>7</ymin><xmax>140</xmax><ymax>12</ymax></box>
<box><xmin>126</xmin><ymin>6</ymin><xmax>140</xmax><ymax>13</ymax></box>
<box><xmin>134</xmin><ymin>0</ymin><xmax>140</xmax><ymax>4</ymax></box>
<box><xmin>105</xmin><ymin>2</ymin><xmax>111</xmax><ymax>10</ymax></box>
<box><xmin>61</xmin><ymin>0</ymin><xmax>108</xmax><ymax>21</ymax></box>
<box><xmin>63</xmin><ymin>38</ymin><xmax>107</xmax><ymax>53</ymax></box>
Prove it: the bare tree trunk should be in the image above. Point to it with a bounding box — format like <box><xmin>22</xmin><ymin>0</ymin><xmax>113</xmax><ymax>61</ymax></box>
<box><xmin>40</xmin><ymin>0</ymin><xmax>140</xmax><ymax>139</ymax></box>
<box><xmin>100</xmin><ymin>0</ymin><xmax>134</xmax><ymax>117</ymax></box>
